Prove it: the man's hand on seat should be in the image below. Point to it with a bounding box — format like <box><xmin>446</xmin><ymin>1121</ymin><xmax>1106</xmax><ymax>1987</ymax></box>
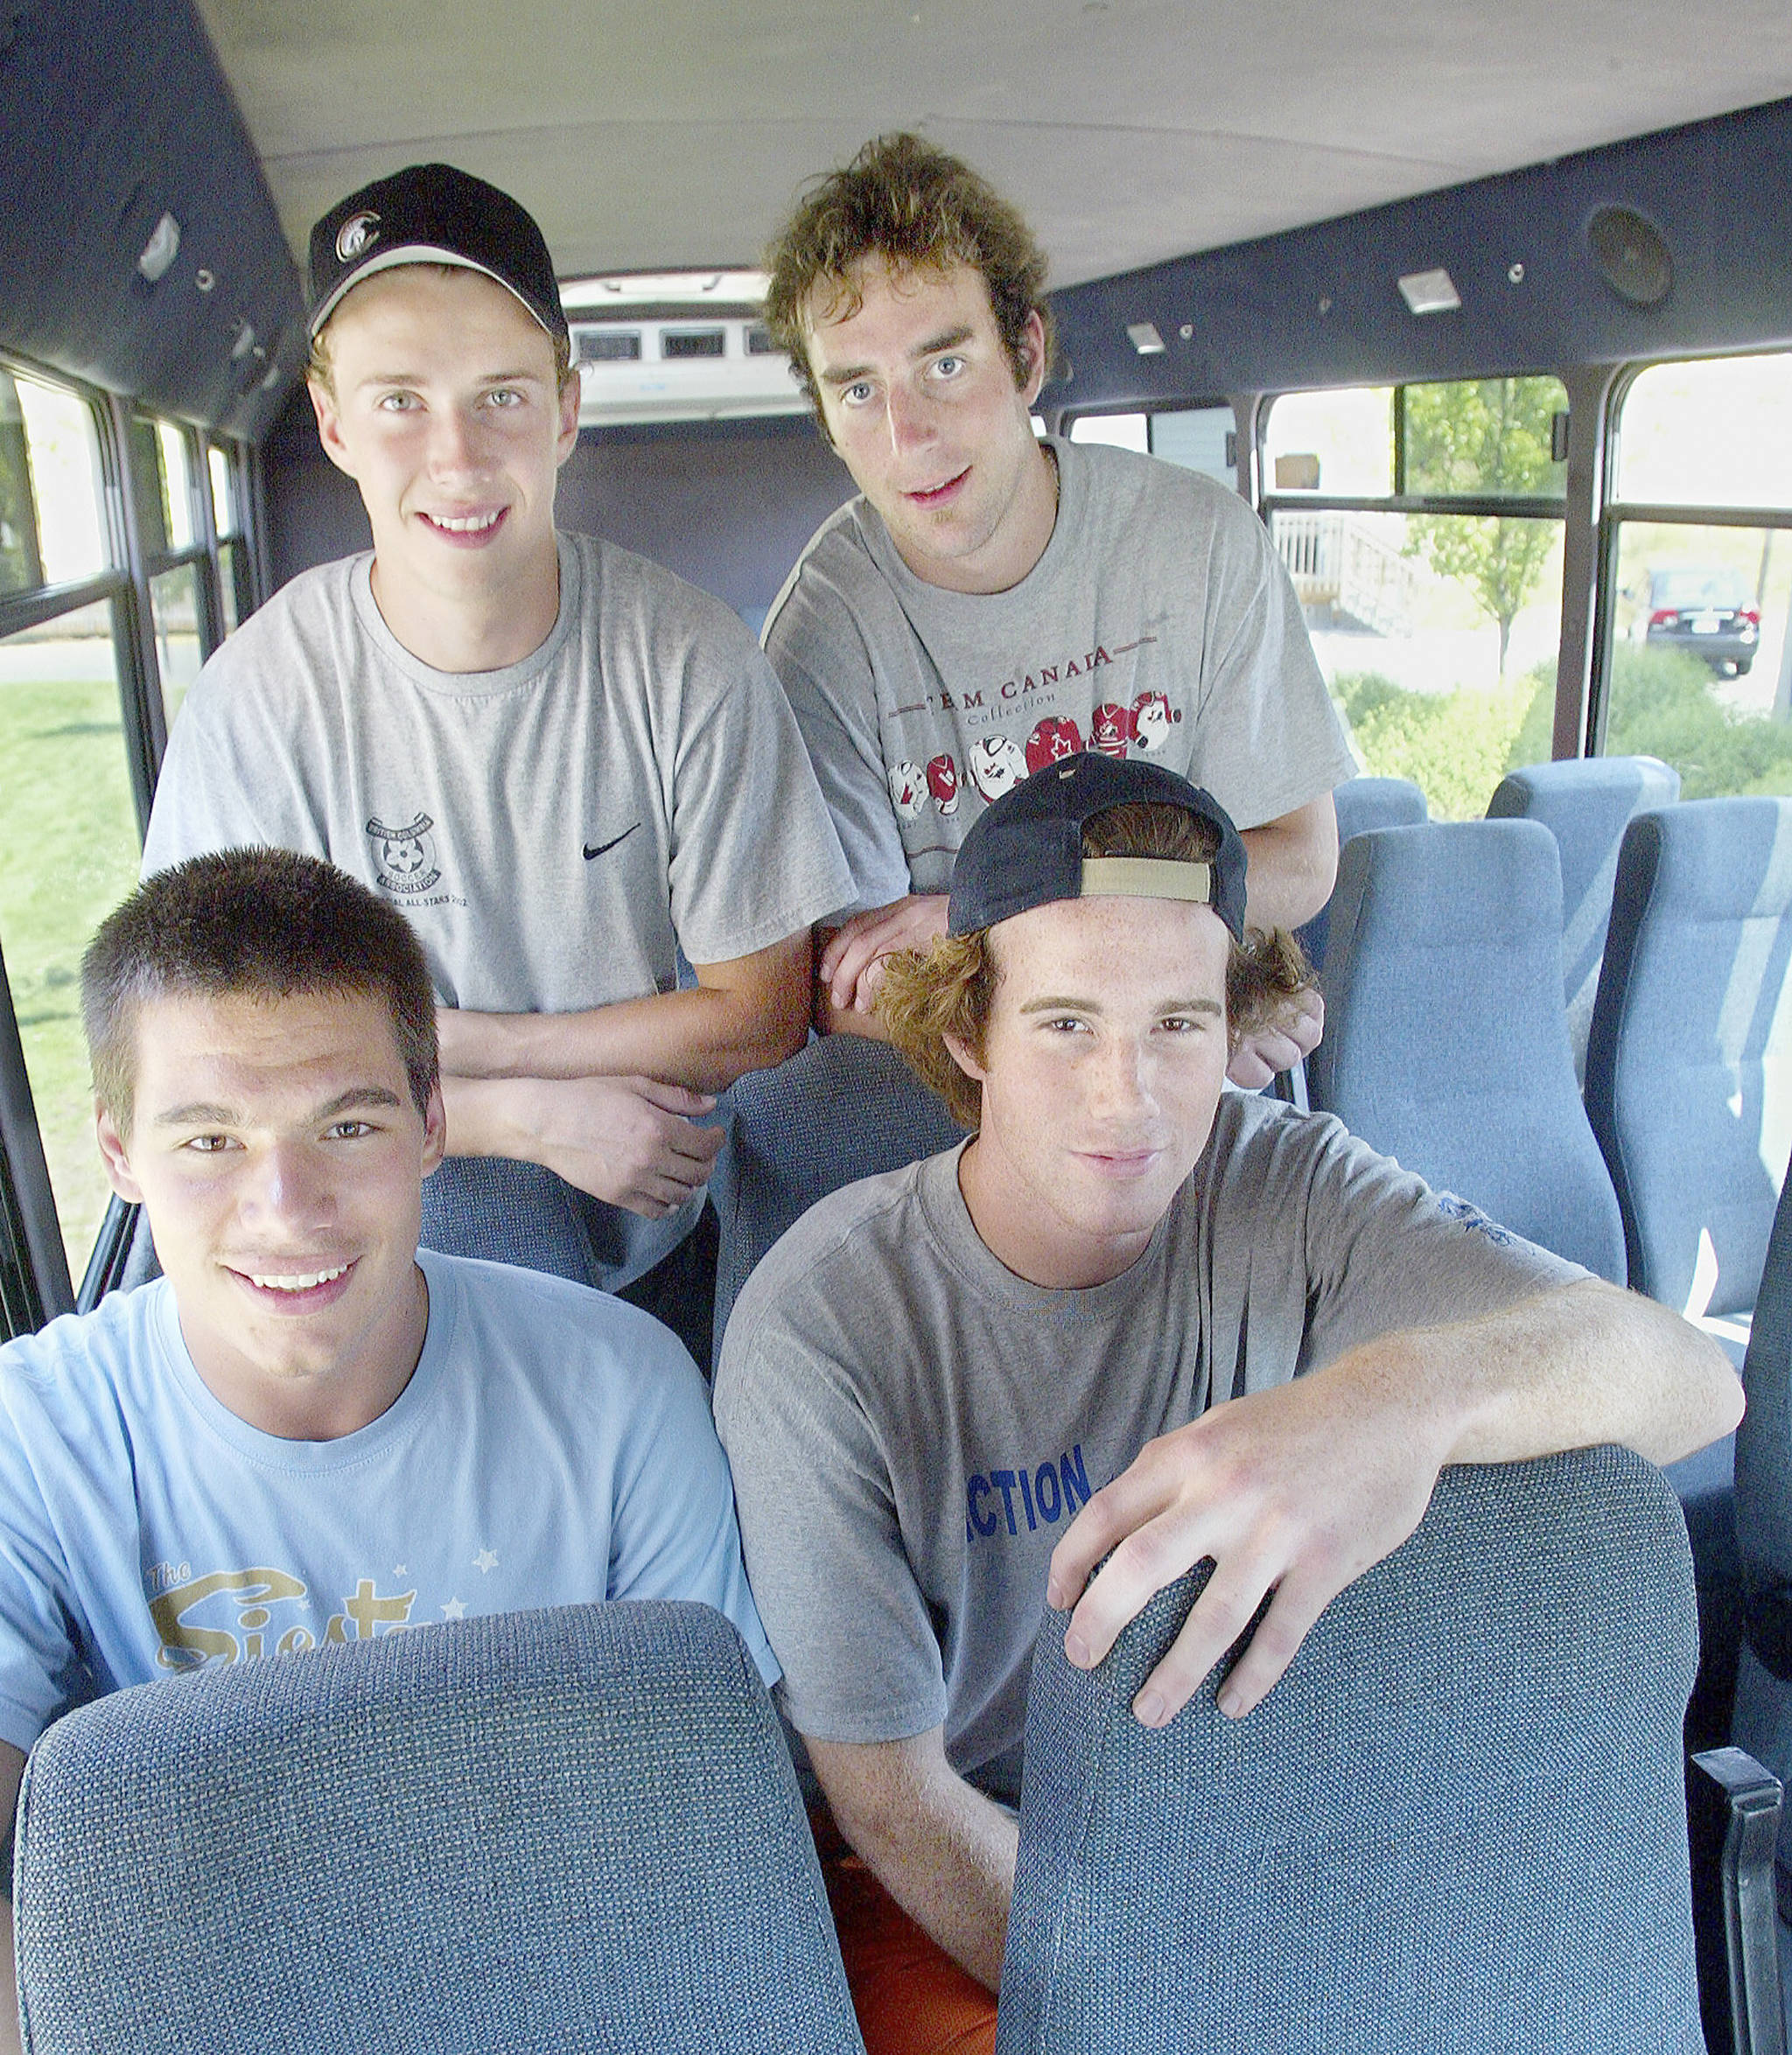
<box><xmin>450</xmin><ymin>1073</ymin><xmax>724</xmax><ymax>1217</ymax></box>
<box><xmin>1046</xmin><ymin>1356</ymin><xmax>1445</xmax><ymax>1728</ymax></box>
<box><xmin>1226</xmin><ymin>988</ymin><xmax>1324</xmax><ymax>1088</ymax></box>
<box><xmin>818</xmin><ymin>895</ymin><xmax>950</xmax><ymax>1020</ymax></box>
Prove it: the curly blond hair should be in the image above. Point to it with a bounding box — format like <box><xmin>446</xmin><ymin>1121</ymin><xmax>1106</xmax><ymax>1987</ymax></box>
<box><xmin>876</xmin><ymin>802</ymin><xmax>1316</xmax><ymax>1128</ymax></box>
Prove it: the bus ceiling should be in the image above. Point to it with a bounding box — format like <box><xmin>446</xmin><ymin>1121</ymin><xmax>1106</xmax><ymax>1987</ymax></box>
<box><xmin>0</xmin><ymin>0</ymin><xmax>1786</xmax><ymax>437</ymax></box>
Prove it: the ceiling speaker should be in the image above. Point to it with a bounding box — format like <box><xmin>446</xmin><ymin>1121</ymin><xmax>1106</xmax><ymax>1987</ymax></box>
<box><xmin>1587</xmin><ymin>206</ymin><xmax>1673</xmax><ymax>307</ymax></box>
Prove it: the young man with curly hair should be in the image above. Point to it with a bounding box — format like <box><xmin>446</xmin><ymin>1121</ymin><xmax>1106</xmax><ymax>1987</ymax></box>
<box><xmin>760</xmin><ymin>135</ymin><xmax>1357</xmax><ymax>1083</ymax></box>
<box><xmin>713</xmin><ymin>751</ymin><xmax>1740</xmax><ymax>2055</ymax></box>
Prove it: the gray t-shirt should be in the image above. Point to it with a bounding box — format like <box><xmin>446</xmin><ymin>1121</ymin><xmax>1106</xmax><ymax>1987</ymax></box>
<box><xmin>763</xmin><ymin>437</ymin><xmax>1358</xmax><ymax>912</ymax></box>
<box><xmin>143</xmin><ymin>532</ymin><xmax>853</xmax><ymax>1286</ymax></box>
<box><xmin>713</xmin><ymin>1093</ymin><xmax>1580</xmax><ymax>1803</ymax></box>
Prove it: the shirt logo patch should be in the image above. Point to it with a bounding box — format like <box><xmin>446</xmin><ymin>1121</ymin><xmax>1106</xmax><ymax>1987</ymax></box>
<box><xmin>366</xmin><ymin>814</ymin><xmax>442</xmax><ymax>896</ymax></box>
<box><xmin>583</xmin><ymin>822</ymin><xmax>640</xmax><ymax>861</ymax></box>
<box><xmin>335</xmin><ymin>212</ymin><xmax>380</xmax><ymax>262</ymax></box>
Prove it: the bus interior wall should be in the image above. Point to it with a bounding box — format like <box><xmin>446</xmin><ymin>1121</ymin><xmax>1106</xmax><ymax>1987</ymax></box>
<box><xmin>262</xmin><ymin>399</ymin><xmax>854</xmax><ymax>624</ymax></box>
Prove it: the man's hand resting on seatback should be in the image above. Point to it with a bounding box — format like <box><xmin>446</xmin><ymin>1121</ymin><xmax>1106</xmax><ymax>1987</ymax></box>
<box><xmin>1046</xmin><ymin>1341</ymin><xmax>1443</xmax><ymax>1729</ymax></box>
<box><xmin>1225</xmin><ymin>988</ymin><xmax>1324</xmax><ymax>1088</ymax></box>
<box><xmin>444</xmin><ymin>1073</ymin><xmax>724</xmax><ymax>1217</ymax></box>
<box><xmin>816</xmin><ymin>894</ymin><xmax>950</xmax><ymax>1032</ymax></box>
<box><xmin>1046</xmin><ymin>1278</ymin><xmax>1743</xmax><ymax>1729</ymax></box>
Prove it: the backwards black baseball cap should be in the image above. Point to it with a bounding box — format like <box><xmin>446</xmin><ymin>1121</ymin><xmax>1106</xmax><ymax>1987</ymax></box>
<box><xmin>946</xmin><ymin>751</ymin><xmax>1248</xmax><ymax>941</ymax></box>
<box><xmin>308</xmin><ymin>163</ymin><xmax>569</xmax><ymax>343</ymax></box>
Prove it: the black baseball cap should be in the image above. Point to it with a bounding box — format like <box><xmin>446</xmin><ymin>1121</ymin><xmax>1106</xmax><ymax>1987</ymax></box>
<box><xmin>308</xmin><ymin>163</ymin><xmax>569</xmax><ymax>343</ymax></box>
<box><xmin>946</xmin><ymin>752</ymin><xmax>1247</xmax><ymax>941</ymax></box>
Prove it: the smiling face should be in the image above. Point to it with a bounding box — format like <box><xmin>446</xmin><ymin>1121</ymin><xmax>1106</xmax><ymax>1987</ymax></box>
<box><xmin>308</xmin><ymin>265</ymin><xmax>578</xmax><ymax>670</ymax></box>
<box><xmin>802</xmin><ymin>258</ymin><xmax>1059</xmax><ymax>594</ymax></box>
<box><xmin>947</xmin><ymin>894</ymin><xmax>1233</xmax><ymax>1289</ymax></box>
<box><xmin>96</xmin><ymin>988</ymin><xmax>445</xmax><ymax>1440</ymax></box>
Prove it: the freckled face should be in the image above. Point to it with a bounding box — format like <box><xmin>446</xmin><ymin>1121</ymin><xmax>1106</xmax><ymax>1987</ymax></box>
<box><xmin>949</xmin><ymin>894</ymin><xmax>1233</xmax><ymax>1289</ymax></box>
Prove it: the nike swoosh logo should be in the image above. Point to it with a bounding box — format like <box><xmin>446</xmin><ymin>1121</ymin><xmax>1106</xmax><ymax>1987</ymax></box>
<box><xmin>584</xmin><ymin>823</ymin><xmax>640</xmax><ymax>861</ymax></box>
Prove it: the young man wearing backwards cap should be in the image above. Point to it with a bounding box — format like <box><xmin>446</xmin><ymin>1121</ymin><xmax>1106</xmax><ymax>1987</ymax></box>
<box><xmin>144</xmin><ymin>164</ymin><xmax>851</xmax><ymax>1318</ymax></box>
<box><xmin>712</xmin><ymin>751</ymin><xmax>1740</xmax><ymax>2055</ymax></box>
<box><xmin>758</xmin><ymin>135</ymin><xmax>1356</xmax><ymax>1081</ymax></box>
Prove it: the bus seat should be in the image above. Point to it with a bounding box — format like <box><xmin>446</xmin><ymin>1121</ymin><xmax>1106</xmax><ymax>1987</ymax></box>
<box><xmin>1306</xmin><ymin>818</ymin><xmax>1628</xmax><ymax>1281</ymax></box>
<box><xmin>419</xmin><ymin>1154</ymin><xmax>600</xmax><ymax>1287</ymax></box>
<box><xmin>710</xmin><ymin>1034</ymin><xmax>964</xmax><ymax>1365</ymax></box>
<box><xmin>998</xmin><ymin>1447</ymin><xmax>1704</xmax><ymax>2055</ymax></box>
<box><xmin>1733</xmin><ymin>1161</ymin><xmax>1792</xmax><ymax>2043</ymax></box>
<box><xmin>1586</xmin><ymin>797</ymin><xmax>1792</xmax><ymax>1325</ymax></box>
<box><xmin>1295</xmin><ymin>773</ymin><xmax>1428</xmax><ymax>975</ymax></box>
<box><xmin>12</xmin><ymin>1601</ymin><xmax>865</xmax><ymax>2055</ymax></box>
<box><xmin>1488</xmin><ymin>754</ymin><xmax>1681</xmax><ymax>1079</ymax></box>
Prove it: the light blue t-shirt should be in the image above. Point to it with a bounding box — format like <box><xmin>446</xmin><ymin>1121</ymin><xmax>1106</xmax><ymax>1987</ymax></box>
<box><xmin>0</xmin><ymin>1248</ymin><xmax>775</xmax><ymax>1751</ymax></box>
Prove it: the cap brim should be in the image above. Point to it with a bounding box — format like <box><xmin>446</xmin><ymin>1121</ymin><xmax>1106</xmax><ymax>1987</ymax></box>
<box><xmin>309</xmin><ymin>246</ymin><xmax>556</xmax><ymax>338</ymax></box>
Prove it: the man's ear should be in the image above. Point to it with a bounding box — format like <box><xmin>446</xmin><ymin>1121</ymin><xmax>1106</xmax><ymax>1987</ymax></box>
<box><xmin>308</xmin><ymin>377</ymin><xmax>358</xmax><ymax>479</ymax></box>
<box><xmin>94</xmin><ymin>1100</ymin><xmax>144</xmax><ymax>1205</ymax></box>
<box><xmin>420</xmin><ymin>1083</ymin><xmax>447</xmax><ymax>1177</ymax></box>
<box><xmin>1017</xmin><ymin>308</ymin><xmax>1047</xmax><ymax>407</ymax></box>
<box><xmin>555</xmin><ymin>369</ymin><xmax>581</xmax><ymax>466</ymax></box>
<box><xmin>942</xmin><ymin>1031</ymin><xmax>986</xmax><ymax>1087</ymax></box>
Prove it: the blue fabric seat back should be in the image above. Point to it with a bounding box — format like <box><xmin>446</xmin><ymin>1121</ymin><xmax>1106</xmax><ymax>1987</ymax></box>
<box><xmin>1295</xmin><ymin>774</ymin><xmax>1428</xmax><ymax>975</ymax></box>
<box><xmin>711</xmin><ymin>1033</ymin><xmax>964</xmax><ymax>1360</ymax></box>
<box><xmin>1733</xmin><ymin>1165</ymin><xmax>1792</xmax><ymax>1884</ymax></box>
<box><xmin>13</xmin><ymin>1601</ymin><xmax>865</xmax><ymax>2055</ymax></box>
<box><xmin>419</xmin><ymin>1154</ymin><xmax>599</xmax><ymax>1286</ymax></box>
<box><xmin>1488</xmin><ymin>754</ymin><xmax>1680</xmax><ymax>1073</ymax></box>
<box><xmin>1306</xmin><ymin>818</ymin><xmax>1628</xmax><ymax>1279</ymax></box>
<box><xmin>998</xmin><ymin>1448</ymin><xmax>1702</xmax><ymax>2055</ymax></box>
<box><xmin>1586</xmin><ymin>797</ymin><xmax>1792</xmax><ymax>1318</ymax></box>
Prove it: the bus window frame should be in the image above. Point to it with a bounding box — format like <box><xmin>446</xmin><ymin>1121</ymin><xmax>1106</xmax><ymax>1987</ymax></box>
<box><xmin>1586</xmin><ymin>349</ymin><xmax>1792</xmax><ymax>757</ymax></box>
<box><xmin>1060</xmin><ymin>395</ymin><xmax>1250</xmax><ymax>494</ymax></box>
<box><xmin>0</xmin><ymin>358</ymin><xmax>263</xmax><ymax>1336</ymax></box>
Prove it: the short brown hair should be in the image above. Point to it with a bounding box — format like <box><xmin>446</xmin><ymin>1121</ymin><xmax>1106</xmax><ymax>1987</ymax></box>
<box><xmin>877</xmin><ymin>802</ymin><xmax>1315</xmax><ymax>1128</ymax></box>
<box><xmin>306</xmin><ymin>264</ymin><xmax>577</xmax><ymax>398</ymax></box>
<box><xmin>82</xmin><ymin>848</ymin><xmax>439</xmax><ymax>1138</ymax></box>
<box><xmin>764</xmin><ymin>133</ymin><xmax>1053</xmax><ymax>416</ymax></box>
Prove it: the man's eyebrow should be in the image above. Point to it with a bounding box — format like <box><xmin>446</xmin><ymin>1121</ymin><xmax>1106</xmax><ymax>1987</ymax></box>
<box><xmin>153</xmin><ymin>1101</ymin><xmax>239</xmax><ymax>1129</ymax></box>
<box><xmin>818</xmin><ymin>325</ymin><xmax>976</xmax><ymax>387</ymax></box>
<box><xmin>355</xmin><ymin>367</ymin><xmax>544</xmax><ymax>388</ymax></box>
<box><xmin>1017</xmin><ymin>995</ymin><xmax>1224</xmax><ymax>1017</ymax></box>
<box><xmin>314</xmin><ymin>1087</ymin><xmax>404</xmax><ymax>1119</ymax></box>
<box><xmin>150</xmin><ymin>1086</ymin><xmax>403</xmax><ymax>1129</ymax></box>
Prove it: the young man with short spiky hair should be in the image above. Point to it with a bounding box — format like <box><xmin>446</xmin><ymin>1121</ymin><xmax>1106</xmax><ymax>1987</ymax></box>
<box><xmin>714</xmin><ymin>751</ymin><xmax>1740</xmax><ymax>2055</ymax></box>
<box><xmin>144</xmin><ymin>163</ymin><xmax>851</xmax><ymax>1322</ymax></box>
<box><xmin>760</xmin><ymin>134</ymin><xmax>1355</xmax><ymax>1083</ymax></box>
<box><xmin>0</xmin><ymin>848</ymin><xmax>776</xmax><ymax>2055</ymax></box>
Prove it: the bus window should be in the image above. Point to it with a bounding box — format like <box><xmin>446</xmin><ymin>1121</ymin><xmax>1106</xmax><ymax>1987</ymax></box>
<box><xmin>1068</xmin><ymin>411</ymin><xmax>1148</xmax><ymax>452</ymax></box>
<box><xmin>131</xmin><ymin>417</ymin><xmax>220</xmax><ymax>734</ymax></box>
<box><xmin>0</xmin><ymin>597</ymin><xmax>140</xmax><ymax>1290</ymax></box>
<box><xmin>5</xmin><ymin>375</ymin><xmax>107</xmax><ymax>589</ymax></box>
<box><xmin>1149</xmin><ymin>406</ymin><xmax>1236</xmax><ymax>486</ymax></box>
<box><xmin>1603</xmin><ymin>353</ymin><xmax>1792</xmax><ymax>798</ymax></box>
<box><xmin>1263</xmin><ymin>377</ymin><xmax>1568</xmax><ymax>818</ymax></box>
<box><xmin>150</xmin><ymin>564</ymin><xmax>203</xmax><ymax>730</ymax></box>
<box><xmin>207</xmin><ymin>442</ymin><xmax>250</xmax><ymax>635</ymax></box>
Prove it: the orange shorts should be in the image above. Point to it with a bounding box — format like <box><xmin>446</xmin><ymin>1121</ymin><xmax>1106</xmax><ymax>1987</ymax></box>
<box><xmin>815</xmin><ymin>1819</ymin><xmax>998</xmax><ymax>2055</ymax></box>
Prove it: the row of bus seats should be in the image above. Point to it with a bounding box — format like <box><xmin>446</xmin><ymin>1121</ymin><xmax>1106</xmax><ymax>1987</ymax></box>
<box><xmin>10</xmin><ymin>1437</ymin><xmax>1770</xmax><ymax>2051</ymax></box>
<box><xmin>1303</xmin><ymin>765</ymin><xmax>1792</xmax><ymax>1754</ymax></box>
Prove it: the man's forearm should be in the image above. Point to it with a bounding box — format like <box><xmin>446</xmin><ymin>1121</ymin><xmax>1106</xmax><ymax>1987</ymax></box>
<box><xmin>439</xmin><ymin>940</ymin><xmax>810</xmax><ymax>1094</ymax></box>
<box><xmin>1240</xmin><ymin>793</ymin><xmax>1338</xmax><ymax>931</ymax></box>
<box><xmin>807</xmin><ymin>1732</ymin><xmax>1017</xmax><ymax>1991</ymax></box>
<box><xmin>1367</xmin><ymin>1277</ymin><xmax>1743</xmax><ymax>1471</ymax></box>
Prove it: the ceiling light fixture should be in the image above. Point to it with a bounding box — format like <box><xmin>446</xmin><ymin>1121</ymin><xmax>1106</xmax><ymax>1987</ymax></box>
<box><xmin>1397</xmin><ymin>269</ymin><xmax>1461</xmax><ymax>316</ymax></box>
<box><xmin>1126</xmin><ymin>321</ymin><xmax>1166</xmax><ymax>355</ymax></box>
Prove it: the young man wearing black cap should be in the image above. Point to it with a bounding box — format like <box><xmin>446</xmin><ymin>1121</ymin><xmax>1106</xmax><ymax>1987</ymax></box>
<box><xmin>144</xmin><ymin>164</ymin><xmax>851</xmax><ymax>1306</ymax></box>
<box><xmin>713</xmin><ymin>752</ymin><xmax>1740</xmax><ymax>2055</ymax></box>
